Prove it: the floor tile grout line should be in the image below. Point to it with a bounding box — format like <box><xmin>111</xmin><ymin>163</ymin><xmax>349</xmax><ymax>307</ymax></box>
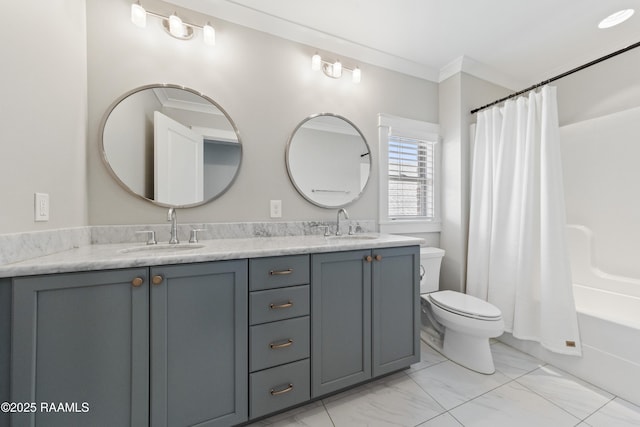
<box><xmin>320</xmin><ymin>399</ymin><xmax>337</xmax><ymax>427</ymax></box>
<box><xmin>398</xmin><ymin>369</ymin><xmax>450</xmax><ymax>422</ymax></box>
<box><xmin>405</xmin><ymin>357</ymin><xmax>449</xmax><ymax>373</ymax></box>
<box><xmin>532</xmin><ymin>362</ymin><xmax>619</xmax><ymax>399</ymax></box>
<box><xmin>513</xmin><ymin>376</ymin><xmax>613</xmax><ymax>423</ymax></box>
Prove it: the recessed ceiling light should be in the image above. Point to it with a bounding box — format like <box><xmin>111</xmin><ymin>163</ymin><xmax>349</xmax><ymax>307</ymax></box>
<box><xmin>598</xmin><ymin>9</ymin><xmax>635</xmax><ymax>29</ymax></box>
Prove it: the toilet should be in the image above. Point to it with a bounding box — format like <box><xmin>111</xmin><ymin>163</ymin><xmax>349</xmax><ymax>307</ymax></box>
<box><xmin>419</xmin><ymin>247</ymin><xmax>504</xmax><ymax>374</ymax></box>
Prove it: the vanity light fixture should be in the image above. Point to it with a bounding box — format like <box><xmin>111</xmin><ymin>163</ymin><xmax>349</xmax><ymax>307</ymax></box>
<box><xmin>130</xmin><ymin>1</ymin><xmax>216</xmax><ymax>46</ymax></box>
<box><xmin>311</xmin><ymin>53</ymin><xmax>361</xmax><ymax>83</ymax></box>
<box><xmin>598</xmin><ymin>9</ymin><xmax>634</xmax><ymax>29</ymax></box>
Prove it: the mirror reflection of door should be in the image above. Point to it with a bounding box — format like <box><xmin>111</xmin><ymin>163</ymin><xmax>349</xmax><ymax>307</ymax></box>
<box><xmin>153</xmin><ymin>111</ymin><xmax>204</xmax><ymax>205</ymax></box>
<box><xmin>100</xmin><ymin>85</ymin><xmax>242</xmax><ymax>208</ymax></box>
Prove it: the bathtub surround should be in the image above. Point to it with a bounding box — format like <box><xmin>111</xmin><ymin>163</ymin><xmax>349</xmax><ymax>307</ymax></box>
<box><xmin>467</xmin><ymin>86</ymin><xmax>581</xmax><ymax>356</ymax></box>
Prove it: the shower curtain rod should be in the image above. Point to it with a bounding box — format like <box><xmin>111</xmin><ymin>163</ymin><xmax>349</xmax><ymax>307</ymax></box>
<box><xmin>470</xmin><ymin>40</ymin><xmax>640</xmax><ymax>114</ymax></box>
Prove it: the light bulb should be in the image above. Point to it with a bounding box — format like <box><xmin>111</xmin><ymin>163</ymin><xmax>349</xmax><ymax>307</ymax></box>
<box><xmin>131</xmin><ymin>2</ymin><xmax>147</xmax><ymax>28</ymax></box>
<box><xmin>333</xmin><ymin>60</ymin><xmax>342</xmax><ymax>78</ymax></box>
<box><xmin>311</xmin><ymin>54</ymin><xmax>322</xmax><ymax>71</ymax></box>
<box><xmin>352</xmin><ymin>67</ymin><xmax>361</xmax><ymax>84</ymax></box>
<box><xmin>203</xmin><ymin>23</ymin><xmax>215</xmax><ymax>46</ymax></box>
<box><xmin>169</xmin><ymin>13</ymin><xmax>184</xmax><ymax>37</ymax></box>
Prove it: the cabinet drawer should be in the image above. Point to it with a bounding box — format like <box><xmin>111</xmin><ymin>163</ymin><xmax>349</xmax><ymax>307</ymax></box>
<box><xmin>250</xmin><ymin>316</ymin><xmax>309</xmax><ymax>372</ymax></box>
<box><xmin>250</xmin><ymin>358</ymin><xmax>310</xmax><ymax>419</ymax></box>
<box><xmin>250</xmin><ymin>285</ymin><xmax>310</xmax><ymax>325</ymax></box>
<box><xmin>249</xmin><ymin>255</ymin><xmax>309</xmax><ymax>291</ymax></box>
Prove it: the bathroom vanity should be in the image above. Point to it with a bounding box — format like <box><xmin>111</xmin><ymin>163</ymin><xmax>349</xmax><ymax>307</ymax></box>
<box><xmin>0</xmin><ymin>234</ymin><xmax>421</xmax><ymax>427</ymax></box>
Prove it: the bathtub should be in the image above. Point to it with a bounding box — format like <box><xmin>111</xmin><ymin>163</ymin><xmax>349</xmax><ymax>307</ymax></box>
<box><xmin>499</xmin><ymin>225</ymin><xmax>640</xmax><ymax>406</ymax></box>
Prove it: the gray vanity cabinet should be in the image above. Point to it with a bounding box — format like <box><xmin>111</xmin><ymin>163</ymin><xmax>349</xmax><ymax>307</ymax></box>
<box><xmin>248</xmin><ymin>255</ymin><xmax>311</xmax><ymax>419</ymax></box>
<box><xmin>371</xmin><ymin>246</ymin><xmax>421</xmax><ymax>377</ymax></box>
<box><xmin>11</xmin><ymin>268</ymin><xmax>150</xmax><ymax>427</ymax></box>
<box><xmin>10</xmin><ymin>260</ymin><xmax>248</xmax><ymax>427</ymax></box>
<box><xmin>149</xmin><ymin>260</ymin><xmax>248</xmax><ymax>427</ymax></box>
<box><xmin>311</xmin><ymin>249</ymin><xmax>372</xmax><ymax>397</ymax></box>
<box><xmin>311</xmin><ymin>246</ymin><xmax>420</xmax><ymax>398</ymax></box>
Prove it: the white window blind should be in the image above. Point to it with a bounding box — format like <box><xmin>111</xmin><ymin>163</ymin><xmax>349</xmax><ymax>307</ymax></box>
<box><xmin>388</xmin><ymin>136</ymin><xmax>435</xmax><ymax>220</ymax></box>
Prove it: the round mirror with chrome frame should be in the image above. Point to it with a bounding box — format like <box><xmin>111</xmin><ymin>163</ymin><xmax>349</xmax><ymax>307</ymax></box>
<box><xmin>100</xmin><ymin>84</ymin><xmax>242</xmax><ymax>208</ymax></box>
<box><xmin>286</xmin><ymin>113</ymin><xmax>371</xmax><ymax>208</ymax></box>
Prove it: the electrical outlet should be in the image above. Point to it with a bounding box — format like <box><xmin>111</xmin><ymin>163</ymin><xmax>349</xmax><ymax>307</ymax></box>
<box><xmin>270</xmin><ymin>200</ymin><xmax>282</xmax><ymax>218</ymax></box>
<box><xmin>34</xmin><ymin>193</ymin><xmax>50</xmax><ymax>222</ymax></box>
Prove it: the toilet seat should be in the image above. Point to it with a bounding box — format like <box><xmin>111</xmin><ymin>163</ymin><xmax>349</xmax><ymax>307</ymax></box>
<box><xmin>428</xmin><ymin>291</ymin><xmax>502</xmax><ymax>321</ymax></box>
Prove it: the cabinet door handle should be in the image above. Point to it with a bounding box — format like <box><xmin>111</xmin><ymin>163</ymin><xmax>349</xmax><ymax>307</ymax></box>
<box><xmin>269</xmin><ymin>301</ymin><xmax>293</xmax><ymax>310</ymax></box>
<box><xmin>152</xmin><ymin>275</ymin><xmax>163</xmax><ymax>285</ymax></box>
<box><xmin>269</xmin><ymin>268</ymin><xmax>293</xmax><ymax>276</ymax></box>
<box><xmin>364</xmin><ymin>255</ymin><xmax>373</xmax><ymax>263</ymax></box>
<box><xmin>131</xmin><ymin>277</ymin><xmax>144</xmax><ymax>287</ymax></box>
<box><xmin>269</xmin><ymin>339</ymin><xmax>293</xmax><ymax>349</ymax></box>
<box><xmin>270</xmin><ymin>383</ymin><xmax>294</xmax><ymax>396</ymax></box>
<box><xmin>374</xmin><ymin>255</ymin><xmax>382</xmax><ymax>261</ymax></box>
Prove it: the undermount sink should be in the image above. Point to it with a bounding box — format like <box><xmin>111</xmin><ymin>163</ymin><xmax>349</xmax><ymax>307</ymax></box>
<box><xmin>119</xmin><ymin>243</ymin><xmax>205</xmax><ymax>254</ymax></box>
<box><xmin>326</xmin><ymin>234</ymin><xmax>379</xmax><ymax>241</ymax></box>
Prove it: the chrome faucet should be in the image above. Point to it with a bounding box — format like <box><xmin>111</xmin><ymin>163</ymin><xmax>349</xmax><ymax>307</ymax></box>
<box><xmin>336</xmin><ymin>208</ymin><xmax>349</xmax><ymax>236</ymax></box>
<box><xmin>167</xmin><ymin>208</ymin><xmax>179</xmax><ymax>244</ymax></box>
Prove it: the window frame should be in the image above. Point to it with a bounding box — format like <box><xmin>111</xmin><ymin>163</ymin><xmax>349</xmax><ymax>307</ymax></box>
<box><xmin>378</xmin><ymin>113</ymin><xmax>441</xmax><ymax>234</ymax></box>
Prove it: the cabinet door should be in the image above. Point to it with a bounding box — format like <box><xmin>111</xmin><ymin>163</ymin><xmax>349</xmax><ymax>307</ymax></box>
<box><xmin>11</xmin><ymin>269</ymin><xmax>149</xmax><ymax>427</ymax></box>
<box><xmin>150</xmin><ymin>260</ymin><xmax>248</xmax><ymax>427</ymax></box>
<box><xmin>311</xmin><ymin>250</ymin><xmax>371</xmax><ymax>398</ymax></box>
<box><xmin>372</xmin><ymin>246</ymin><xmax>420</xmax><ymax>377</ymax></box>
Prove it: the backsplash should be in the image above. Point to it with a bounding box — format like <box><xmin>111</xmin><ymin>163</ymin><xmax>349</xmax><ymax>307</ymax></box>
<box><xmin>0</xmin><ymin>227</ymin><xmax>91</xmax><ymax>266</ymax></box>
<box><xmin>0</xmin><ymin>220</ymin><xmax>376</xmax><ymax>266</ymax></box>
<box><xmin>90</xmin><ymin>220</ymin><xmax>376</xmax><ymax>244</ymax></box>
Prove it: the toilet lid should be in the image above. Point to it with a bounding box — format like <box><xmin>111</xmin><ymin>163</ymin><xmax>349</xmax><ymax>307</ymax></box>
<box><xmin>429</xmin><ymin>290</ymin><xmax>502</xmax><ymax>320</ymax></box>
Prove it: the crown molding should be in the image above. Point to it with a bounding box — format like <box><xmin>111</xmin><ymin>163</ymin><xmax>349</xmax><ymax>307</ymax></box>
<box><xmin>438</xmin><ymin>56</ymin><xmax>524</xmax><ymax>90</ymax></box>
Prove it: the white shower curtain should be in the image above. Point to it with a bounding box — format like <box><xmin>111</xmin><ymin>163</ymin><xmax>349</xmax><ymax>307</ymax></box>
<box><xmin>467</xmin><ymin>85</ymin><xmax>581</xmax><ymax>356</ymax></box>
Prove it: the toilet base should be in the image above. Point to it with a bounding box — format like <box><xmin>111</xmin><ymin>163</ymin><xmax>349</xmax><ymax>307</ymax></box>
<box><xmin>441</xmin><ymin>329</ymin><xmax>495</xmax><ymax>374</ymax></box>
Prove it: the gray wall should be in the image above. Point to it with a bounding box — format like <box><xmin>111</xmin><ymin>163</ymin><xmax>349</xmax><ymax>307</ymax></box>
<box><xmin>0</xmin><ymin>0</ymin><xmax>88</xmax><ymax>234</ymax></box>
<box><xmin>86</xmin><ymin>0</ymin><xmax>438</xmax><ymax>226</ymax></box>
<box><xmin>438</xmin><ymin>73</ymin><xmax>512</xmax><ymax>292</ymax></box>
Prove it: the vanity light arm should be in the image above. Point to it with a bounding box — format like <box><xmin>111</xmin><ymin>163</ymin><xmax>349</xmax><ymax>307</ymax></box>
<box><xmin>143</xmin><ymin>10</ymin><xmax>208</xmax><ymax>31</ymax></box>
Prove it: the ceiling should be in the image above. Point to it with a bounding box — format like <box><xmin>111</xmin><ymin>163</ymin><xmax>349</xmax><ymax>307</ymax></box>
<box><xmin>171</xmin><ymin>0</ymin><xmax>640</xmax><ymax>89</ymax></box>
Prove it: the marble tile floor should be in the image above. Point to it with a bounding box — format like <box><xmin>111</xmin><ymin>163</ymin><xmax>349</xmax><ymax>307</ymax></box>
<box><xmin>248</xmin><ymin>341</ymin><xmax>640</xmax><ymax>427</ymax></box>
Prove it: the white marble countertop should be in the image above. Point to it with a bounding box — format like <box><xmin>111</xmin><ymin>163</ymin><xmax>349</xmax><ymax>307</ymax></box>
<box><xmin>0</xmin><ymin>233</ymin><xmax>423</xmax><ymax>278</ymax></box>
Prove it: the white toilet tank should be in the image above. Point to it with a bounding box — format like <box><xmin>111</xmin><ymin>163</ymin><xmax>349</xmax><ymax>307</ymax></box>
<box><xmin>420</xmin><ymin>247</ymin><xmax>445</xmax><ymax>294</ymax></box>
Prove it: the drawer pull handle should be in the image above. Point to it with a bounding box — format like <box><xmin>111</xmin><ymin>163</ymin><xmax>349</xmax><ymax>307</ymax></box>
<box><xmin>270</xmin><ymin>301</ymin><xmax>293</xmax><ymax>310</ymax></box>
<box><xmin>131</xmin><ymin>277</ymin><xmax>144</xmax><ymax>287</ymax></box>
<box><xmin>270</xmin><ymin>383</ymin><xmax>294</xmax><ymax>396</ymax></box>
<box><xmin>269</xmin><ymin>339</ymin><xmax>294</xmax><ymax>349</ymax></box>
<box><xmin>152</xmin><ymin>275</ymin><xmax>163</xmax><ymax>285</ymax></box>
<box><xmin>269</xmin><ymin>268</ymin><xmax>293</xmax><ymax>276</ymax></box>
<box><xmin>375</xmin><ymin>255</ymin><xmax>383</xmax><ymax>261</ymax></box>
<box><xmin>364</xmin><ymin>255</ymin><xmax>373</xmax><ymax>263</ymax></box>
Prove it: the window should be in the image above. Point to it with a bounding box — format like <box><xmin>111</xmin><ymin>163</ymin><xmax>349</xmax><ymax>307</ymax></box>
<box><xmin>388</xmin><ymin>136</ymin><xmax>435</xmax><ymax>219</ymax></box>
<box><xmin>378</xmin><ymin>114</ymin><xmax>440</xmax><ymax>233</ymax></box>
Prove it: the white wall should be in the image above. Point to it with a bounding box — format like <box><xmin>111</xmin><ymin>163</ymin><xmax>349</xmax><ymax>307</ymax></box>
<box><xmin>0</xmin><ymin>0</ymin><xmax>88</xmax><ymax>234</ymax></box>
<box><xmin>86</xmin><ymin>0</ymin><xmax>438</xmax><ymax>226</ymax></box>
<box><xmin>438</xmin><ymin>73</ymin><xmax>512</xmax><ymax>292</ymax></box>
